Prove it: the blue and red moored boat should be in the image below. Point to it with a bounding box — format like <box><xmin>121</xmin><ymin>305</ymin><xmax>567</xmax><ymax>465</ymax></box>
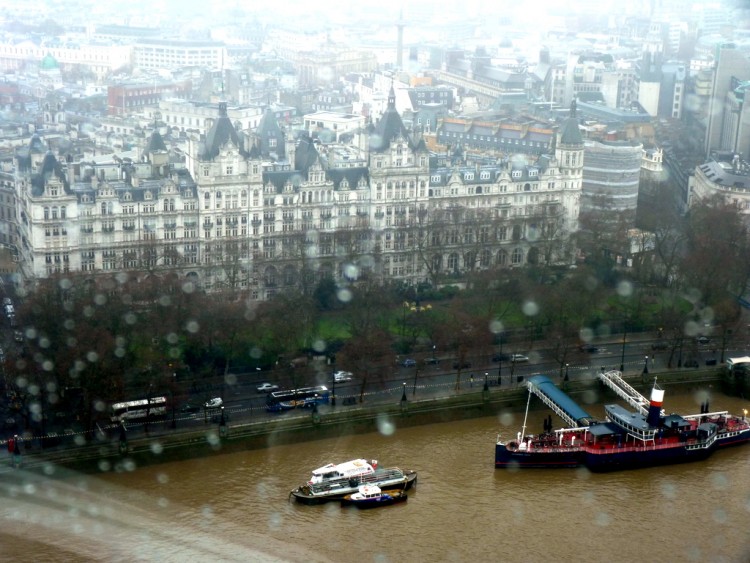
<box><xmin>495</xmin><ymin>373</ymin><xmax>750</xmax><ymax>472</ymax></box>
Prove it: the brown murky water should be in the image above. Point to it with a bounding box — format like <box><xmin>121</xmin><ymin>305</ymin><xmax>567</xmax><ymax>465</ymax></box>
<box><xmin>2</xmin><ymin>390</ymin><xmax>750</xmax><ymax>562</ymax></box>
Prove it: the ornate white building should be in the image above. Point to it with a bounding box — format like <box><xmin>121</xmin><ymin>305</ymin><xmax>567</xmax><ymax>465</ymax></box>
<box><xmin>12</xmin><ymin>91</ymin><xmax>584</xmax><ymax>298</ymax></box>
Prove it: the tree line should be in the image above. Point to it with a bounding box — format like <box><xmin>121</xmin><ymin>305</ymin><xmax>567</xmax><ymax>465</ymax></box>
<box><xmin>5</xmin><ymin>191</ymin><xmax>750</xmax><ymax>432</ymax></box>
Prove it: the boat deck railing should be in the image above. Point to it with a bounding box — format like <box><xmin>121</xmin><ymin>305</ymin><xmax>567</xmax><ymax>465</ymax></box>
<box><xmin>307</xmin><ymin>467</ymin><xmax>406</xmax><ymax>494</ymax></box>
<box><xmin>597</xmin><ymin>370</ymin><xmax>650</xmax><ymax>415</ymax></box>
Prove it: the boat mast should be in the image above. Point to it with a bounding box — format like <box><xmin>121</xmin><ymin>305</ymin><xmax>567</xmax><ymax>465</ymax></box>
<box><xmin>519</xmin><ymin>385</ymin><xmax>532</xmax><ymax>439</ymax></box>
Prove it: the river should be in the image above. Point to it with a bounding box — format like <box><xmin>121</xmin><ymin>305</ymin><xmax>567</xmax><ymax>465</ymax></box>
<box><xmin>1</xmin><ymin>389</ymin><xmax>749</xmax><ymax>562</ymax></box>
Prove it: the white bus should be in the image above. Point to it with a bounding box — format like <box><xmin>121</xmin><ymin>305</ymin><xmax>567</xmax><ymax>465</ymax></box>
<box><xmin>111</xmin><ymin>396</ymin><xmax>168</xmax><ymax>423</ymax></box>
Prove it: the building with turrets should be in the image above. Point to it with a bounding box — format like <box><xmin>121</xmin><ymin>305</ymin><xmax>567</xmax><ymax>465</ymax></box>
<box><xmin>10</xmin><ymin>93</ymin><xmax>585</xmax><ymax>297</ymax></box>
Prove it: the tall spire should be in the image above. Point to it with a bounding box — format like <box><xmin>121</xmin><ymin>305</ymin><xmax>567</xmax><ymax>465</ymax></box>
<box><xmin>388</xmin><ymin>81</ymin><xmax>396</xmax><ymax>109</ymax></box>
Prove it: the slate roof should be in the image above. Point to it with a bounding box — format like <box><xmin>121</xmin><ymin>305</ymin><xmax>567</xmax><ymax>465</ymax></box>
<box><xmin>326</xmin><ymin>167</ymin><xmax>369</xmax><ymax>189</ymax></box>
<box><xmin>145</xmin><ymin>130</ymin><xmax>167</xmax><ymax>154</ymax></box>
<box><xmin>370</xmin><ymin>85</ymin><xmax>417</xmax><ymax>153</ymax></box>
<box><xmin>30</xmin><ymin>151</ymin><xmax>71</xmax><ymax>196</ymax></box>
<box><xmin>294</xmin><ymin>135</ymin><xmax>321</xmax><ymax>173</ymax></box>
<box><xmin>559</xmin><ymin>117</ymin><xmax>583</xmax><ymax>146</ymax></box>
<box><xmin>201</xmin><ymin>102</ymin><xmax>248</xmax><ymax>160</ymax></box>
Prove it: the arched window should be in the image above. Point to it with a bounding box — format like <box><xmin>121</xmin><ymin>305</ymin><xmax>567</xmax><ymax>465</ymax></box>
<box><xmin>480</xmin><ymin>249</ymin><xmax>491</xmax><ymax>268</ymax></box>
<box><xmin>43</xmin><ymin>207</ymin><xmax>49</xmax><ymax>220</ymax></box>
<box><xmin>511</xmin><ymin>248</ymin><xmax>524</xmax><ymax>264</ymax></box>
<box><xmin>497</xmin><ymin>250</ymin><xmax>508</xmax><ymax>266</ymax></box>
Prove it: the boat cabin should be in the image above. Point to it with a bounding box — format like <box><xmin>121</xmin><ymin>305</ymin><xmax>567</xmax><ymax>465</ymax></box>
<box><xmin>309</xmin><ymin>459</ymin><xmax>376</xmax><ymax>484</ymax></box>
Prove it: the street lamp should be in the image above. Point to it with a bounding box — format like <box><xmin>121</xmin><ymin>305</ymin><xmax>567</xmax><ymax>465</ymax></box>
<box><xmin>412</xmin><ymin>366</ymin><xmax>419</xmax><ymax>397</ymax></box>
<box><xmin>170</xmin><ymin>372</ymin><xmax>177</xmax><ymax>429</ymax></box>
<box><xmin>643</xmin><ymin>355</ymin><xmax>649</xmax><ymax>375</ymax></box>
<box><xmin>219</xmin><ymin>406</ymin><xmax>227</xmax><ymax>437</ymax></box>
<box><xmin>564</xmin><ymin>363</ymin><xmax>569</xmax><ymax>382</ymax></box>
<box><xmin>331</xmin><ymin>370</ymin><xmax>336</xmax><ymax>407</ymax></box>
<box><xmin>401</xmin><ymin>382</ymin><xmax>407</xmax><ymax>402</ymax></box>
<box><xmin>432</xmin><ymin>344</ymin><xmax>436</xmax><ymax>362</ymax></box>
<box><xmin>118</xmin><ymin>421</ymin><xmax>128</xmax><ymax>455</ymax></box>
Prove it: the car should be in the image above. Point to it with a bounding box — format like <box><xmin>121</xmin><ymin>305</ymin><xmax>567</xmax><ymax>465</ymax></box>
<box><xmin>180</xmin><ymin>403</ymin><xmax>201</xmax><ymax>414</ymax></box>
<box><xmin>424</xmin><ymin>357</ymin><xmax>440</xmax><ymax>365</ymax></box>
<box><xmin>204</xmin><ymin>397</ymin><xmax>223</xmax><ymax>408</ymax></box>
<box><xmin>401</xmin><ymin>358</ymin><xmax>417</xmax><ymax>368</ymax></box>
<box><xmin>683</xmin><ymin>359</ymin><xmax>700</xmax><ymax>368</ymax></box>
<box><xmin>256</xmin><ymin>382</ymin><xmax>279</xmax><ymax>393</ymax></box>
<box><xmin>510</xmin><ymin>354</ymin><xmax>529</xmax><ymax>362</ymax></box>
<box><xmin>453</xmin><ymin>360</ymin><xmax>472</xmax><ymax>369</ymax></box>
<box><xmin>651</xmin><ymin>340</ymin><xmax>668</xmax><ymax>350</ymax></box>
<box><xmin>578</xmin><ymin>344</ymin><xmax>599</xmax><ymax>353</ymax></box>
<box><xmin>696</xmin><ymin>336</ymin><xmax>711</xmax><ymax>345</ymax></box>
<box><xmin>334</xmin><ymin>371</ymin><xmax>353</xmax><ymax>382</ymax></box>
<box><xmin>492</xmin><ymin>353</ymin><xmax>511</xmax><ymax>362</ymax></box>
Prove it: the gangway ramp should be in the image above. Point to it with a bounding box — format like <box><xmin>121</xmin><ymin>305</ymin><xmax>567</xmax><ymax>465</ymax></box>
<box><xmin>597</xmin><ymin>370</ymin><xmax>649</xmax><ymax>416</ymax></box>
<box><xmin>526</xmin><ymin>375</ymin><xmax>595</xmax><ymax>428</ymax></box>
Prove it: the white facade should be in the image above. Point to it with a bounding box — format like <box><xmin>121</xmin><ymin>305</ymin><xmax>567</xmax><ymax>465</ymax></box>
<box><xmin>12</xmin><ymin>107</ymin><xmax>584</xmax><ymax>296</ymax></box>
<box><xmin>0</xmin><ymin>41</ymin><xmax>132</xmax><ymax>79</ymax></box>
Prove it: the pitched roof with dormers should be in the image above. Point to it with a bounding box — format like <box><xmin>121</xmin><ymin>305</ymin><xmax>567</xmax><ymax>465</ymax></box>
<box><xmin>326</xmin><ymin>167</ymin><xmax>369</xmax><ymax>190</ymax></box>
<box><xmin>294</xmin><ymin>135</ymin><xmax>321</xmax><ymax>173</ymax></box>
<box><xmin>261</xmin><ymin>170</ymin><xmax>302</xmax><ymax>193</ymax></box>
<box><xmin>30</xmin><ymin>151</ymin><xmax>70</xmax><ymax>196</ymax></box>
<box><xmin>201</xmin><ymin>102</ymin><xmax>249</xmax><ymax>160</ymax></box>
<box><xmin>254</xmin><ymin>107</ymin><xmax>286</xmax><ymax>160</ymax></box>
<box><xmin>370</xmin><ymin>85</ymin><xmax>419</xmax><ymax>153</ymax></box>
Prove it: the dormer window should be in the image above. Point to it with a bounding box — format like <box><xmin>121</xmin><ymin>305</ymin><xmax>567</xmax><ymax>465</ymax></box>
<box><xmin>123</xmin><ymin>192</ymin><xmax>132</xmax><ymax>201</ymax></box>
<box><xmin>144</xmin><ymin>191</ymin><xmax>153</xmax><ymax>200</ymax></box>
